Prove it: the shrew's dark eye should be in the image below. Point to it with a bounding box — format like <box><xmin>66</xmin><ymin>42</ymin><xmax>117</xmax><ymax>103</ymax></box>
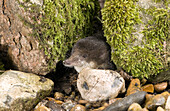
<box><xmin>82</xmin><ymin>54</ymin><xmax>87</xmax><ymax>58</ymax></box>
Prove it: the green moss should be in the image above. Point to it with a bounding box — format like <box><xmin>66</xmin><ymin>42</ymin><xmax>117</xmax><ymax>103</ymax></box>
<box><xmin>102</xmin><ymin>0</ymin><xmax>141</xmax><ymax>50</ymax></box>
<box><xmin>18</xmin><ymin>0</ymin><xmax>100</xmax><ymax>70</ymax></box>
<box><xmin>142</xmin><ymin>7</ymin><xmax>169</xmax><ymax>67</ymax></box>
<box><xmin>102</xmin><ymin>0</ymin><xmax>169</xmax><ymax>79</ymax></box>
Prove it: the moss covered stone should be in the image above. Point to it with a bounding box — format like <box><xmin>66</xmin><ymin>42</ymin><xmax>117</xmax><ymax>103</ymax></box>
<box><xmin>19</xmin><ymin>0</ymin><xmax>100</xmax><ymax>71</ymax></box>
<box><xmin>102</xmin><ymin>0</ymin><xmax>169</xmax><ymax>79</ymax></box>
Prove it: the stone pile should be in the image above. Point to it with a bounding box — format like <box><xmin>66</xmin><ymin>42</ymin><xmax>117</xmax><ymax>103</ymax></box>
<box><xmin>34</xmin><ymin>70</ymin><xmax>170</xmax><ymax>111</ymax></box>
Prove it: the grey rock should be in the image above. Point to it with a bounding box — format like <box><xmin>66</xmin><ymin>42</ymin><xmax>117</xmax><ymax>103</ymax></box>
<box><xmin>77</xmin><ymin>68</ymin><xmax>125</xmax><ymax>102</ymax></box>
<box><xmin>0</xmin><ymin>70</ymin><xmax>54</xmax><ymax>111</ymax></box>
<box><xmin>103</xmin><ymin>91</ymin><xmax>147</xmax><ymax>111</ymax></box>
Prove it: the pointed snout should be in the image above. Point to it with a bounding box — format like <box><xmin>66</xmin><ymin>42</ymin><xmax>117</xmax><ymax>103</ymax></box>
<box><xmin>63</xmin><ymin>59</ymin><xmax>74</xmax><ymax>68</ymax></box>
<box><xmin>63</xmin><ymin>60</ymin><xmax>71</xmax><ymax>66</ymax></box>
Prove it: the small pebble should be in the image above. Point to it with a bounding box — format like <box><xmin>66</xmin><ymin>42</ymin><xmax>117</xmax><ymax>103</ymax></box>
<box><xmin>161</xmin><ymin>91</ymin><xmax>170</xmax><ymax>100</ymax></box>
<box><xmin>165</xmin><ymin>96</ymin><xmax>170</xmax><ymax>110</ymax></box>
<box><xmin>157</xmin><ymin>106</ymin><xmax>165</xmax><ymax>111</ymax></box>
<box><xmin>62</xmin><ymin>100</ymin><xmax>76</xmax><ymax>111</ymax></box>
<box><xmin>78</xmin><ymin>100</ymin><xmax>89</xmax><ymax>104</ymax></box>
<box><xmin>145</xmin><ymin>94</ymin><xmax>154</xmax><ymax>103</ymax></box>
<box><xmin>74</xmin><ymin>96</ymin><xmax>80</xmax><ymax>102</ymax></box>
<box><xmin>154</xmin><ymin>82</ymin><xmax>168</xmax><ymax>92</ymax></box>
<box><xmin>126</xmin><ymin>79</ymin><xmax>141</xmax><ymax>96</ymax></box>
<box><xmin>141</xmin><ymin>84</ymin><xmax>154</xmax><ymax>93</ymax></box>
<box><xmin>54</xmin><ymin>100</ymin><xmax>64</xmax><ymax>105</ymax></box>
<box><xmin>34</xmin><ymin>106</ymin><xmax>50</xmax><ymax>111</ymax></box>
<box><xmin>145</xmin><ymin>94</ymin><xmax>166</xmax><ymax>110</ymax></box>
<box><xmin>34</xmin><ymin>99</ymin><xmax>48</xmax><ymax>109</ymax></box>
<box><xmin>45</xmin><ymin>100</ymin><xmax>65</xmax><ymax>111</ymax></box>
<box><xmin>93</xmin><ymin>106</ymin><xmax>106</xmax><ymax>111</ymax></box>
<box><xmin>103</xmin><ymin>102</ymin><xmax>109</xmax><ymax>107</ymax></box>
<box><xmin>85</xmin><ymin>103</ymin><xmax>91</xmax><ymax>109</ymax></box>
<box><xmin>70</xmin><ymin>92</ymin><xmax>76</xmax><ymax>99</ymax></box>
<box><xmin>54</xmin><ymin>92</ymin><xmax>64</xmax><ymax>100</ymax></box>
<box><xmin>70</xmin><ymin>104</ymin><xmax>86</xmax><ymax>111</ymax></box>
<box><xmin>128</xmin><ymin>103</ymin><xmax>142</xmax><ymax>111</ymax></box>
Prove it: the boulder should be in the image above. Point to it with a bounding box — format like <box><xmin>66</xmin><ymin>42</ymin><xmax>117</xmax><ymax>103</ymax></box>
<box><xmin>77</xmin><ymin>68</ymin><xmax>125</xmax><ymax>102</ymax></box>
<box><xmin>0</xmin><ymin>70</ymin><xmax>54</xmax><ymax>111</ymax></box>
<box><xmin>0</xmin><ymin>0</ymin><xmax>54</xmax><ymax>75</ymax></box>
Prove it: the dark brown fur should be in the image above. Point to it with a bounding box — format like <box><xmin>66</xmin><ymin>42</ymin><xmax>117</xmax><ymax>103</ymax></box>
<box><xmin>63</xmin><ymin>36</ymin><xmax>116</xmax><ymax>72</ymax></box>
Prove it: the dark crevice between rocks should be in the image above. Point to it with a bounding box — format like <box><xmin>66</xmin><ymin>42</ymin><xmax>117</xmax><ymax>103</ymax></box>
<box><xmin>0</xmin><ymin>44</ymin><xmax>16</xmax><ymax>70</ymax></box>
<box><xmin>2</xmin><ymin>0</ymin><xmax>12</xmax><ymax>34</ymax></box>
<box><xmin>18</xmin><ymin>32</ymin><xmax>23</xmax><ymax>50</ymax></box>
<box><xmin>2</xmin><ymin>0</ymin><xmax>6</xmax><ymax>15</ymax></box>
<box><xmin>45</xmin><ymin>61</ymin><xmax>78</xmax><ymax>96</ymax></box>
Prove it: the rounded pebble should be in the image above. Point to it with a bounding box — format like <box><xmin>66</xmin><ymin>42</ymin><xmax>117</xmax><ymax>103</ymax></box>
<box><xmin>141</xmin><ymin>84</ymin><xmax>154</xmax><ymax>93</ymax></box>
<box><xmin>54</xmin><ymin>92</ymin><xmax>64</xmax><ymax>100</ymax></box>
<box><xmin>34</xmin><ymin>106</ymin><xmax>50</xmax><ymax>111</ymax></box>
<box><xmin>85</xmin><ymin>103</ymin><xmax>91</xmax><ymax>109</ymax></box>
<box><xmin>157</xmin><ymin>106</ymin><xmax>165</xmax><ymax>111</ymax></box>
<box><xmin>145</xmin><ymin>94</ymin><xmax>166</xmax><ymax>110</ymax></box>
<box><xmin>145</xmin><ymin>94</ymin><xmax>154</xmax><ymax>103</ymax></box>
<box><xmin>161</xmin><ymin>91</ymin><xmax>170</xmax><ymax>100</ymax></box>
<box><xmin>78</xmin><ymin>100</ymin><xmax>88</xmax><ymax>104</ymax></box>
<box><xmin>70</xmin><ymin>104</ymin><xmax>86</xmax><ymax>111</ymax></box>
<box><xmin>165</xmin><ymin>96</ymin><xmax>170</xmax><ymax>110</ymax></box>
<box><xmin>93</xmin><ymin>106</ymin><xmax>106</xmax><ymax>111</ymax></box>
<box><xmin>154</xmin><ymin>82</ymin><xmax>168</xmax><ymax>92</ymax></box>
<box><xmin>126</xmin><ymin>79</ymin><xmax>141</xmax><ymax>96</ymax></box>
<box><xmin>128</xmin><ymin>103</ymin><xmax>142</xmax><ymax>111</ymax></box>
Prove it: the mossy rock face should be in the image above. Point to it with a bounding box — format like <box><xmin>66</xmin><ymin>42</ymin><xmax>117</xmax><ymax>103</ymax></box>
<box><xmin>102</xmin><ymin>0</ymin><xmax>169</xmax><ymax>79</ymax></box>
<box><xmin>19</xmin><ymin>0</ymin><xmax>100</xmax><ymax>71</ymax></box>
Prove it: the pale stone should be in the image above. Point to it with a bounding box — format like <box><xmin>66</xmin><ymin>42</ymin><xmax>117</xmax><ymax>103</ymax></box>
<box><xmin>0</xmin><ymin>70</ymin><xmax>54</xmax><ymax>111</ymax></box>
<box><xmin>77</xmin><ymin>68</ymin><xmax>125</xmax><ymax>102</ymax></box>
<box><xmin>165</xmin><ymin>96</ymin><xmax>170</xmax><ymax>110</ymax></box>
<box><xmin>157</xmin><ymin>106</ymin><xmax>165</xmax><ymax>111</ymax></box>
<box><xmin>128</xmin><ymin>103</ymin><xmax>142</xmax><ymax>111</ymax></box>
<box><xmin>70</xmin><ymin>104</ymin><xmax>86</xmax><ymax>111</ymax></box>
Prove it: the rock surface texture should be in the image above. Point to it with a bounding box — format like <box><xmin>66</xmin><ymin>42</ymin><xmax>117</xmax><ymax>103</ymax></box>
<box><xmin>103</xmin><ymin>91</ymin><xmax>147</xmax><ymax>111</ymax></box>
<box><xmin>0</xmin><ymin>70</ymin><xmax>54</xmax><ymax>111</ymax></box>
<box><xmin>0</xmin><ymin>0</ymin><xmax>52</xmax><ymax>75</ymax></box>
<box><xmin>77</xmin><ymin>68</ymin><xmax>125</xmax><ymax>102</ymax></box>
